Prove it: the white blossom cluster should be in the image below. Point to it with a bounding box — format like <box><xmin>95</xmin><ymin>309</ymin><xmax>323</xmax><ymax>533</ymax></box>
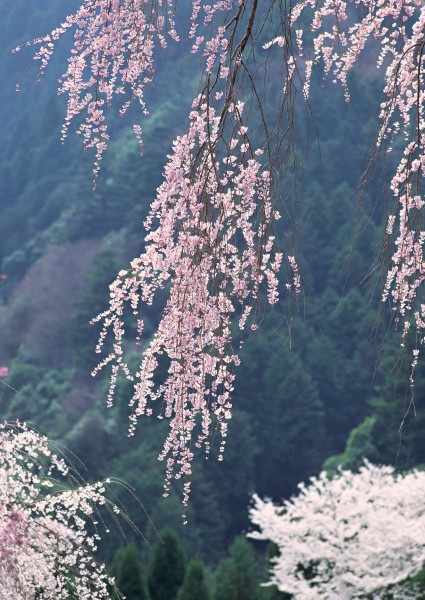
<box><xmin>249</xmin><ymin>461</ymin><xmax>425</xmax><ymax>599</ymax></box>
<box><xmin>0</xmin><ymin>422</ymin><xmax>117</xmax><ymax>599</ymax></box>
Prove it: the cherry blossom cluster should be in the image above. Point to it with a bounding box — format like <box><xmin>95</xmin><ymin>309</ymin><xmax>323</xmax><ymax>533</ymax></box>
<box><xmin>269</xmin><ymin>0</ymin><xmax>425</xmax><ymax>366</ymax></box>
<box><xmin>249</xmin><ymin>461</ymin><xmax>425</xmax><ymax>599</ymax></box>
<box><xmin>17</xmin><ymin>0</ymin><xmax>301</xmax><ymax>509</ymax></box>
<box><xmin>0</xmin><ymin>422</ymin><xmax>117</xmax><ymax>599</ymax></box>
<box><xmin>14</xmin><ymin>0</ymin><xmax>235</xmax><ymax>178</ymax></box>
<box><xmin>15</xmin><ymin>0</ymin><xmax>176</xmax><ymax>174</ymax></box>
<box><xmin>19</xmin><ymin>0</ymin><xmax>425</xmax><ymax>350</ymax></box>
<box><xmin>92</xmin><ymin>94</ymin><xmax>284</xmax><ymax>507</ymax></box>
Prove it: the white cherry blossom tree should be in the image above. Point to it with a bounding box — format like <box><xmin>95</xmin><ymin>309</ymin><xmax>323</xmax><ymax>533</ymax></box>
<box><xmin>249</xmin><ymin>461</ymin><xmax>425</xmax><ymax>599</ymax></box>
<box><xmin>0</xmin><ymin>422</ymin><xmax>122</xmax><ymax>599</ymax></box>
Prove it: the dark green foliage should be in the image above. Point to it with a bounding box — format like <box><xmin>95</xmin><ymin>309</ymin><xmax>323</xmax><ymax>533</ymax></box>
<box><xmin>202</xmin><ymin>409</ymin><xmax>258</xmax><ymax>542</ymax></box>
<box><xmin>147</xmin><ymin>528</ymin><xmax>186</xmax><ymax>600</ymax></box>
<box><xmin>177</xmin><ymin>558</ymin><xmax>211</xmax><ymax>600</ymax></box>
<box><xmin>367</xmin><ymin>350</ymin><xmax>425</xmax><ymax>470</ymax></box>
<box><xmin>214</xmin><ymin>537</ymin><xmax>260</xmax><ymax>600</ymax></box>
<box><xmin>3</xmin><ymin>366</ymin><xmax>72</xmax><ymax>432</ymax></box>
<box><xmin>323</xmin><ymin>416</ymin><xmax>378</xmax><ymax>473</ymax></box>
<box><xmin>402</xmin><ymin>567</ymin><xmax>425</xmax><ymax>599</ymax></box>
<box><xmin>245</xmin><ymin>335</ymin><xmax>327</xmax><ymax>499</ymax></box>
<box><xmin>65</xmin><ymin>410</ymin><xmax>116</xmax><ymax>476</ymax></box>
<box><xmin>113</xmin><ymin>543</ymin><xmax>148</xmax><ymax>600</ymax></box>
<box><xmin>324</xmin><ymin>342</ymin><xmax>425</xmax><ymax>473</ymax></box>
<box><xmin>265</xmin><ymin>588</ymin><xmax>291</xmax><ymax>600</ymax></box>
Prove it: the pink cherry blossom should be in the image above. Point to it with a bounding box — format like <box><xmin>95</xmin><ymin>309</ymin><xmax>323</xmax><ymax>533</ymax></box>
<box><xmin>91</xmin><ymin>95</ymin><xmax>286</xmax><ymax>508</ymax></box>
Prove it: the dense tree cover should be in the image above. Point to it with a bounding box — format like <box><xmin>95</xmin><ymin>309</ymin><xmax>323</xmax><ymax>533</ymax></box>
<box><xmin>147</xmin><ymin>528</ymin><xmax>186</xmax><ymax>600</ymax></box>
<box><xmin>324</xmin><ymin>342</ymin><xmax>425</xmax><ymax>475</ymax></box>
<box><xmin>112</xmin><ymin>543</ymin><xmax>149</xmax><ymax>600</ymax></box>
<box><xmin>177</xmin><ymin>558</ymin><xmax>211</xmax><ymax>600</ymax></box>
<box><xmin>111</xmin><ymin>530</ymin><xmax>270</xmax><ymax>600</ymax></box>
<box><xmin>214</xmin><ymin>537</ymin><xmax>261</xmax><ymax>600</ymax></box>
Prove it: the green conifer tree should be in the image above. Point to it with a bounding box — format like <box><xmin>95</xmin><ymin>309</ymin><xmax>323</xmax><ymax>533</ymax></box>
<box><xmin>177</xmin><ymin>558</ymin><xmax>211</xmax><ymax>600</ymax></box>
<box><xmin>214</xmin><ymin>537</ymin><xmax>260</xmax><ymax>600</ymax></box>
<box><xmin>113</xmin><ymin>543</ymin><xmax>148</xmax><ymax>600</ymax></box>
<box><xmin>147</xmin><ymin>527</ymin><xmax>186</xmax><ymax>600</ymax></box>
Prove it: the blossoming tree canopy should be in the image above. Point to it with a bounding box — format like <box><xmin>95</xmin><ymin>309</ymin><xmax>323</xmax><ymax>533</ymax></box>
<box><xmin>16</xmin><ymin>0</ymin><xmax>425</xmax><ymax>500</ymax></box>
<box><xmin>0</xmin><ymin>422</ymin><xmax>120</xmax><ymax>599</ymax></box>
<box><xmin>249</xmin><ymin>462</ymin><xmax>425</xmax><ymax>599</ymax></box>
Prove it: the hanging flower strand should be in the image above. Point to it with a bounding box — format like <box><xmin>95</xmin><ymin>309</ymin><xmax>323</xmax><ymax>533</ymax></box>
<box><xmin>13</xmin><ymin>0</ymin><xmax>235</xmax><ymax>180</ymax></box>
<box><xmin>266</xmin><ymin>0</ymin><xmax>425</xmax><ymax>381</ymax></box>
<box><xmin>91</xmin><ymin>94</ymin><xmax>289</xmax><ymax>507</ymax></box>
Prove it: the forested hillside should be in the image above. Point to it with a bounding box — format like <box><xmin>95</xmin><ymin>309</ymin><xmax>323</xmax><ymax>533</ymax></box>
<box><xmin>1</xmin><ymin>1</ymin><xmax>423</xmax><ymax>595</ymax></box>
